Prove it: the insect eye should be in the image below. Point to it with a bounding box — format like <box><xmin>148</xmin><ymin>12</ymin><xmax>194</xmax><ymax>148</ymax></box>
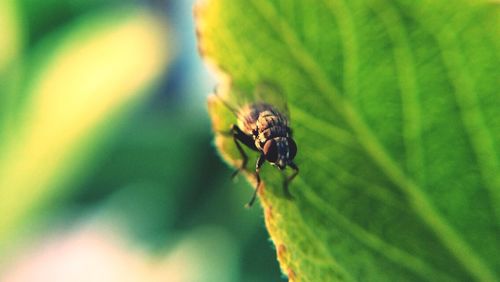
<box><xmin>288</xmin><ymin>138</ymin><xmax>297</xmax><ymax>160</ymax></box>
<box><xmin>263</xmin><ymin>140</ymin><xmax>278</xmax><ymax>163</ymax></box>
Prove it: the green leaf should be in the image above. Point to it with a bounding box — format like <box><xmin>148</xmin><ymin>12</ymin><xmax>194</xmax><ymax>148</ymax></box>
<box><xmin>196</xmin><ymin>0</ymin><xmax>499</xmax><ymax>281</ymax></box>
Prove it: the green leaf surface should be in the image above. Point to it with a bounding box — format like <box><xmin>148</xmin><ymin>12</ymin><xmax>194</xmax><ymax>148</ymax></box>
<box><xmin>196</xmin><ymin>0</ymin><xmax>500</xmax><ymax>281</ymax></box>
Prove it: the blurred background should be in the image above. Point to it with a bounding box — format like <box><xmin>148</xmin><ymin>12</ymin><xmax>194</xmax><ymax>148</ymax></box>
<box><xmin>0</xmin><ymin>0</ymin><xmax>282</xmax><ymax>281</ymax></box>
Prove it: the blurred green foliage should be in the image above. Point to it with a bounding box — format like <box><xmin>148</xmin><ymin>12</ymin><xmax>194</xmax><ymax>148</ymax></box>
<box><xmin>0</xmin><ymin>2</ymin><xmax>171</xmax><ymax>249</ymax></box>
<box><xmin>0</xmin><ymin>1</ymin><xmax>282</xmax><ymax>281</ymax></box>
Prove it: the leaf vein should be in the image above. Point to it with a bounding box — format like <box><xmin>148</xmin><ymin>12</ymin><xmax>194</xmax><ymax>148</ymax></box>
<box><xmin>435</xmin><ymin>21</ymin><xmax>500</xmax><ymax>225</ymax></box>
<box><xmin>324</xmin><ymin>0</ymin><xmax>359</xmax><ymax>100</ymax></box>
<box><xmin>292</xmin><ymin>210</ymin><xmax>356</xmax><ymax>282</ymax></box>
<box><xmin>291</xmin><ymin>105</ymin><xmax>356</xmax><ymax>147</ymax></box>
<box><xmin>302</xmin><ymin>147</ymin><xmax>406</xmax><ymax>211</ymax></box>
<box><xmin>296</xmin><ymin>178</ymin><xmax>456</xmax><ymax>281</ymax></box>
<box><xmin>369</xmin><ymin>0</ymin><xmax>425</xmax><ymax>186</ymax></box>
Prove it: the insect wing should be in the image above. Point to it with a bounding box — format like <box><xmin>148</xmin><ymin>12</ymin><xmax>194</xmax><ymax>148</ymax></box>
<box><xmin>212</xmin><ymin>83</ymin><xmax>254</xmax><ymax>116</ymax></box>
<box><xmin>252</xmin><ymin>81</ymin><xmax>290</xmax><ymax>119</ymax></box>
<box><xmin>211</xmin><ymin>80</ymin><xmax>290</xmax><ymax>121</ymax></box>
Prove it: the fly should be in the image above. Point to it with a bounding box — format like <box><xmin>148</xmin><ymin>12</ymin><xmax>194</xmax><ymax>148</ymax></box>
<box><xmin>214</xmin><ymin>82</ymin><xmax>299</xmax><ymax>207</ymax></box>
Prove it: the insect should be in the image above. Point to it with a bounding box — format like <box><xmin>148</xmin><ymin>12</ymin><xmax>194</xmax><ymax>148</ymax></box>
<box><xmin>214</xmin><ymin>82</ymin><xmax>299</xmax><ymax>207</ymax></box>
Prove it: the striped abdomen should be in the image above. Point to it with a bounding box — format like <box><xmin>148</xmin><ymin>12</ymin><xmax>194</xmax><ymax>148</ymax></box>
<box><xmin>237</xmin><ymin>103</ymin><xmax>290</xmax><ymax>151</ymax></box>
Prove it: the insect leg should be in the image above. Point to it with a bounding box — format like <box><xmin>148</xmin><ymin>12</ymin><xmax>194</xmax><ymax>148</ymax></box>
<box><xmin>283</xmin><ymin>162</ymin><xmax>299</xmax><ymax>199</ymax></box>
<box><xmin>231</xmin><ymin>124</ymin><xmax>257</xmax><ymax>179</ymax></box>
<box><xmin>246</xmin><ymin>153</ymin><xmax>265</xmax><ymax>208</ymax></box>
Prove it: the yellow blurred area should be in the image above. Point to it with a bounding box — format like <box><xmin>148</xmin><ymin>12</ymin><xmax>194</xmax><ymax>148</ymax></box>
<box><xmin>0</xmin><ymin>9</ymin><xmax>171</xmax><ymax>248</ymax></box>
